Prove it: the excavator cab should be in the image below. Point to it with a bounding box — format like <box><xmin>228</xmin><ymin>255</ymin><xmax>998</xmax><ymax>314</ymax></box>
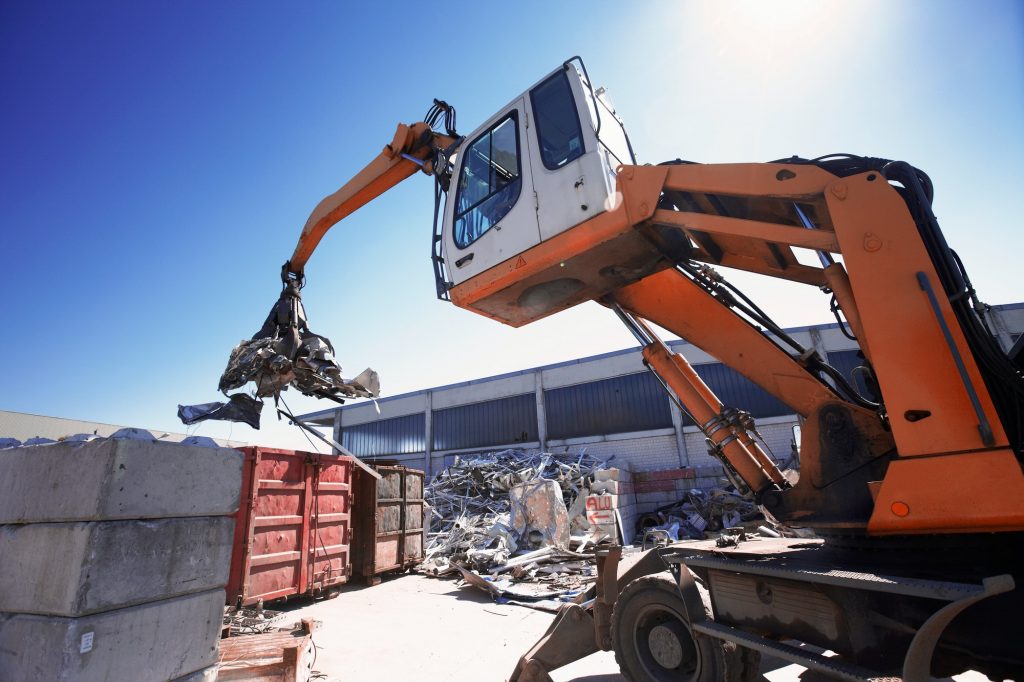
<box><xmin>440</xmin><ymin>59</ymin><xmax>632</xmax><ymax>284</ymax></box>
<box><xmin>436</xmin><ymin>58</ymin><xmax>662</xmax><ymax>327</ymax></box>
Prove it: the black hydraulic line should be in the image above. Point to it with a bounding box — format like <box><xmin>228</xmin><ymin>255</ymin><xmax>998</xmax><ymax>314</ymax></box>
<box><xmin>830</xmin><ymin>293</ymin><xmax>858</xmax><ymax>341</ymax></box>
<box><xmin>677</xmin><ymin>262</ymin><xmax>881</xmax><ymax>409</ymax></box>
<box><xmin>884</xmin><ymin>161</ymin><xmax>965</xmax><ymax>296</ymax></box>
<box><xmin>677</xmin><ymin>261</ymin><xmax>807</xmax><ymax>356</ymax></box>
<box><xmin>431</xmin><ymin>178</ymin><xmax>451</xmax><ymax>300</ymax></box>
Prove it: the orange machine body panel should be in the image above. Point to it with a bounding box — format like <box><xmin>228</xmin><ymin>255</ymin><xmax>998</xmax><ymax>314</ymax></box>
<box><xmin>825</xmin><ymin>174</ymin><xmax>1008</xmax><ymax>456</ymax></box>
<box><xmin>450</xmin><ymin>161</ymin><xmax>1024</xmax><ymax>536</ymax></box>
<box><xmin>449</xmin><ymin>200</ymin><xmax>668</xmax><ymax>327</ymax></box>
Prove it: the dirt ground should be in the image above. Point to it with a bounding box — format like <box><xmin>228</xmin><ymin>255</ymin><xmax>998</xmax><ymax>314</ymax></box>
<box><xmin>277</xmin><ymin>573</ymin><xmax>989</xmax><ymax>682</ymax></box>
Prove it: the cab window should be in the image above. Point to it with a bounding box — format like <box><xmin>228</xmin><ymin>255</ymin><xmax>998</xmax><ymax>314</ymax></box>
<box><xmin>454</xmin><ymin>112</ymin><xmax>521</xmax><ymax>249</ymax></box>
<box><xmin>530</xmin><ymin>71</ymin><xmax>585</xmax><ymax>170</ymax></box>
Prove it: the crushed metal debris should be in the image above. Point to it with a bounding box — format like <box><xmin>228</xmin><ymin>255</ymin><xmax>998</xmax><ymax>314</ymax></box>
<box><xmin>417</xmin><ymin>449</ymin><xmax>615</xmax><ymax>607</ymax></box>
<box><xmin>177</xmin><ymin>393</ymin><xmax>264</xmax><ymax>430</ymax></box>
<box><xmin>223</xmin><ymin>605</ymin><xmax>285</xmax><ymax>636</ymax></box>
<box><xmin>637</xmin><ymin>487</ymin><xmax>763</xmax><ymax>542</ymax></box>
<box><xmin>179</xmin><ymin>274</ymin><xmax>379</xmax><ymax>430</ymax></box>
<box><xmin>219</xmin><ymin>274</ymin><xmax>380</xmax><ymax>403</ymax></box>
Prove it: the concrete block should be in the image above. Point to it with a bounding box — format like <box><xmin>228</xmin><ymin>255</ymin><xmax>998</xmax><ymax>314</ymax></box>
<box><xmin>585</xmin><ymin>508</ymin><xmax>616</xmax><ymax>527</ymax></box>
<box><xmin>0</xmin><ymin>589</ymin><xmax>224</xmax><ymax>682</ymax></box>
<box><xmin>0</xmin><ymin>439</ymin><xmax>243</xmax><ymax>523</ymax></box>
<box><xmin>615</xmin><ymin>503</ymin><xmax>638</xmax><ymax>518</ymax></box>
<box><xmin>594</xmin><ymin>467</ymin><xmax>631</xmax><ymax>482</ymax></box>
<box><xmin>585</xmin><ymin>493</ymin><xmax>627</xmax><ymax>509</ymax></box>
<box><xmin>172</xmin><ymin>665</ymin><xmax>217</xmax><ymax>682</ymax></box>
<box><xmin>589</xmin><ymin>479</ymin><xmax>633</xmax><ymax>495</ymax></box>
<box><xmin>0</xmin><ymin>517</ymin><xmax>234</xmax><ymax>616</ymax></box>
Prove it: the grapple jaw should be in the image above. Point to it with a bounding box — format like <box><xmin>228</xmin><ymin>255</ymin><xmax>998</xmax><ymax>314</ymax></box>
<box><xmin>218</xmin><ymin>264</ymin><xmax>379</xmax><ymax>403</ymax></box>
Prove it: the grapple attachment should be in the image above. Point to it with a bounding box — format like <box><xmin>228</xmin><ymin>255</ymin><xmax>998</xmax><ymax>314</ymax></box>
<box><xmin>218</xmin><ymin>264</ymin><xmax>379</xmax><ymax>403</ymax></box>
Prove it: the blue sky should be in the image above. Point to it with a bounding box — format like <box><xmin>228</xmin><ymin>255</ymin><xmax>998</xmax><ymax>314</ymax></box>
<box><xmin>2</xmin><ymin>1</ymin><xmax>1022</xmax><ymax>449</ymax></box>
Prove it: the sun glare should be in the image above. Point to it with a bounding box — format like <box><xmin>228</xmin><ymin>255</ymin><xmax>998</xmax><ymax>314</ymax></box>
<box><xmin>694</xmin><ymin>0</ymin><xmax>868</xmax><ymax>64</ymax></box>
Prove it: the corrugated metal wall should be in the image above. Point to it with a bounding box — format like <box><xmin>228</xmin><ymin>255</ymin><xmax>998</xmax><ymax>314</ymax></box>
<box><xmin>545</xmin><ymin>372</ymin><xmax>672</xmax><ymax>439</ymax></box>
<box><xmin>341</xmin><ymin>413</ymin><xmax>425</xmax><ymax>457</ymax></box>
<box><xmin>691</xmin><ymin>363</ymin><xmax>793</xmax><ymax>423</ymax></box>
<box><xmin>432</xmin><ymin>393</ymin><xmax>538</xmax><ymax>451</ymax></box>
<box><xmin>341</xmin><ymin>362</ymin><xmax>803</xmax><ymax>456</ymax></box>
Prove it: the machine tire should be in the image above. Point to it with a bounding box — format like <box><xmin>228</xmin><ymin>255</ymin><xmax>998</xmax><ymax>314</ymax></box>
<box><xmin>611</xmin><ymin>574</ymin><xmax>758</xmax><ymax>682</ymax></box>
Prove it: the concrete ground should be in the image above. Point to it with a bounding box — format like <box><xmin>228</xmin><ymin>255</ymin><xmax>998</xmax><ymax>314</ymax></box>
<box><xmin>278</xmin><ymin>573</ymin><xmax>989</xmax><ymax>682</ymax></box>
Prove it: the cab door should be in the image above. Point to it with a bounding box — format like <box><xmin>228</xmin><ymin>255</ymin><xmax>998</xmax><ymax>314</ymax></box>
<box><xmin>443</xmin><ymin>98</ymin><xmax>540</xmax><ymax>285</ymax></box>
<box><xmin>526</xmin><ymin>67</ymin><xmax>611</xmax><ymax>242</ymax></box>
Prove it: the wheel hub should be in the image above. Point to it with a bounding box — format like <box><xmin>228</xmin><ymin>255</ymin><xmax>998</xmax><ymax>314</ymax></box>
<box><xmin>648</xmin><ymin>623</ymin><xmax>685</xmax><ymax>669</ymax></box>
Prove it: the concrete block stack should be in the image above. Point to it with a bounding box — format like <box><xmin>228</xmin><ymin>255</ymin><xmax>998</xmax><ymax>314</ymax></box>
<box><xmin>585</xmin><ymin>467</ymin><xmax>638</xmax><ymax>545</ymax></box>
<box><xmin>0</xmin><ymin>436</ymin><xmax>243</xmax><ymax>682</ymax></box>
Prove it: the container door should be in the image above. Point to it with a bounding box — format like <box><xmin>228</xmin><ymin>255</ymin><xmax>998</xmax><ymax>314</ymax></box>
<box><xmin>373</xmin><ymin>467</ymin><xmax>405</xmax><ymax>571</ymax></box>
<box><xmin>402</xmin><ymin>470</ymin><xmax>425</xmax><ymax>563</ymax></box>
<box><xmin>241</xmin><ymin>448</ymin><xmax>308</xmax><ymax>604</ymax></box>
<box><xmin>306</xmin><ymin>455</ymin><xmax>353</xmax><ymax>592</ymax></box>
<box><xmin>443</xmin><ymin>98</ymin><xmax>540</xmax><ymax>285</ymax></box>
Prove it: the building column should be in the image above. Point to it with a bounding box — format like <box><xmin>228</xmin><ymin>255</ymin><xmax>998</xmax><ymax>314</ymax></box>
<box><xmin>332</xmin><ymin>411</ymin><xmax>343</xmax><ymax>455</ymax></box>
<box><xmin>669</xmin><ymin>398</ymin><xmax>689</xmax><ymax>468</ymax></box>
<box><xmin>808</xmin><ymin>327</ymin><xmax>830</xmax><ymax>362</ymax></box>
<box><xmin>424</xmin><ymin>391</ymin><xmax>434</xmax><ymax>477</ymax></box>
<box><xmin>535</xmin><ymin>371</ymin><xmax>548</xmax><ymax>451</ymax></box>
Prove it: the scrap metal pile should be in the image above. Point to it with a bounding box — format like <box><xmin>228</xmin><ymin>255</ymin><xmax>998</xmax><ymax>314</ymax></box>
<box><xmin>418</xmin><ymin>449</ymin><xmax>611</xmax><ymax>608</ymax></box>
<box><xmin>637</xmin><ymin>487</ymin><xmax>765</xmax><ymax>544</ymax></box>
<box><xmin>417</xmin><ymin>449</ymin><xmax>780</xmax><ymax>608</ymax></box>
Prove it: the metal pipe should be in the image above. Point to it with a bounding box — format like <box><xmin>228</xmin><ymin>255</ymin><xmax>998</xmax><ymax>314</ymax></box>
<box><xmin>793</xmin><ymin>203</ymin><xmax>835</xmax><ymax>268</ymax></box>
<box><xmin>610</xmin><ymin>303</ymin><xmax>654</xmax><ymax>346</ymax></box>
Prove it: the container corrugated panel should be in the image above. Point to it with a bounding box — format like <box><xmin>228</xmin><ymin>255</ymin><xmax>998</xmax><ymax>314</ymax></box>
<box><xmin>341</xmin><ymin>413</ymin><xmax>425</xmax><ymax>456</ymax></box>
<box><xmin>691</xmin><ymin>363</ymin><xmax>793</xmax><ymax>423</ymax></box>
<box><xmin>226</xmin><ymin>447</ymin><xmax>352</xmax><ymax>606</ymax></box>
<box><xmin>545</xmin><ymin>372</ymin><xmax>672</xmax><ymax>439</ymax></box>
<box><xmin>352</xmin><ymin>465</ymin><xmax>425</xmax><ymax>581</ymax></box>
<box><xmin>432</xmin><ymin>393</ymin><xmax>537</xmax><ymax>451</ymax></box>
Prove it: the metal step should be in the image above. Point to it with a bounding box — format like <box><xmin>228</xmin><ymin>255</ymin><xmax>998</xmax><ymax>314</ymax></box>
<box><xmin>668</xmin><ymin>552</ymin><xmax>988</xmax><ymax>601</ymax></box>
<box><xmin>692</xmin><ymin>620</ymin><xmax>900</xmax><ymax>682</ymax></box>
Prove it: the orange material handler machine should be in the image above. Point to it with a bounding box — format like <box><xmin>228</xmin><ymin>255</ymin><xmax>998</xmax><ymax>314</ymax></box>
<box><xmin>264</xmin><ymin>58</ymin><xmax>1024</xmax><ymax>681</ymax></box>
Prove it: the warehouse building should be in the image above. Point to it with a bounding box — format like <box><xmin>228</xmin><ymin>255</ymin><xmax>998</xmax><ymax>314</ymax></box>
<box><xmin>300</xmin><ymin>303</ymin><xmax>1024</xmax><ymax>482</ymax></box>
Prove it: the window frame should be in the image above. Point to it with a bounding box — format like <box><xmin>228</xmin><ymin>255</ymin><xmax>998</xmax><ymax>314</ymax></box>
<box><xmin>530</xmin><ymin>69</ymin><xmax>586</xmax><ymax>171</ymax></box>
<box><xmin>452</xmin><ymin>109</ymin><xmax>523</xmax><ymax>250</ymax></box>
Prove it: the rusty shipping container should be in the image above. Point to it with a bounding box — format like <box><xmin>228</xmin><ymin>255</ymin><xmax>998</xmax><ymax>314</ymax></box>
<box><xmin>226</xmin><ymin>447</ymin><xmax>353</xmax><ymax>606</ymax></box>
<box><xmin>352</xmin><ymin>465</ymin><xmax>425</xmax><ymax>583</ymax></box>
